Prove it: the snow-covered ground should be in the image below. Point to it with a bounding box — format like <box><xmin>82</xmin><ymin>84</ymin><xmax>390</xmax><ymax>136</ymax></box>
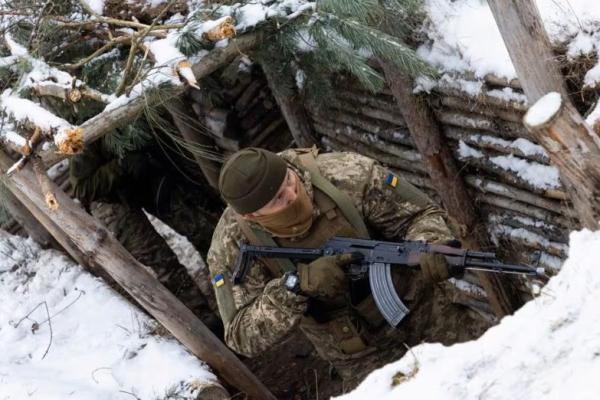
<box><xmin>337</xmin><ymin>228</ymin><xmax>600</xmax><ymax>400</ymax></box>
<box><xmin>0</xmin><ymin>230</ymin><xmax>217</xmax><ymax>400</ymax></box>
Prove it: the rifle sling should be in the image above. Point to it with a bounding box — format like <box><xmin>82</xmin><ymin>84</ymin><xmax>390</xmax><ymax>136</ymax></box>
<box><xmin>234</xmin><ymin>213</ymin><xmax>296</xmax><ymax>276</ymax></box>
<box><xmin>297</xmin><ymin>149</ymin><xmax>369</xmax><ymax>239</ymax></box>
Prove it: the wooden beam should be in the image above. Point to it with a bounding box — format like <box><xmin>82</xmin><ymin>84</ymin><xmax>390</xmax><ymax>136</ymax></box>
<box><xmin>524</xmin><ymin>93</ymin><xmax>600</xmax><ymax>229</ymax></box>
<box><xmin>261</xmin><ymin>62</ymin><xmax>316</xmax><ymax>148</ymax></box>
<box><xmin>379</xmin><ymin>59</ymin><xmax>522</xmax><ymax>317</ymax></box>
<box><xmin>486</xmin><ymin>0</ymin><xmax>569</xmax><ymax>103</ymax></box>
<box><xmin>0</xmin><ymin>151</ymin><xmax>276</xmax><ymax>400</ymax></box>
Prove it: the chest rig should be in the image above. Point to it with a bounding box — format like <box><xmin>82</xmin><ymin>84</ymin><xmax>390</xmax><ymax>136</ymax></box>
<box><xmin>235</xmin><ymin>148</ymin><xmax>385</xmax><ymax>355</ymax></box>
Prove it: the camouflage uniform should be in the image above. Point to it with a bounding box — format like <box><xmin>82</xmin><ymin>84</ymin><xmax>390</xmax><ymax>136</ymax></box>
<box><xmin>207</xmin><ymin>150</ymin><xmax>490</xmax><ymax>388</ymax></box>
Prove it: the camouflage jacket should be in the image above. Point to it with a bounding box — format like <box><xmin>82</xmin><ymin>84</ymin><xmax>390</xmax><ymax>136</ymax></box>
<box><xmin>207</xmin><ymin>150</ymin><xmax>455</xmax><ymax>359</ymax></box>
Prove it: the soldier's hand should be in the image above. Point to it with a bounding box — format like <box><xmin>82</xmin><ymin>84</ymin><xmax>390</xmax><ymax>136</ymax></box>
<box><xmin>420</xmin><ymin>253</ymin><xmax>451</xmax><ymax>283</ymax></box>
<box><xmin>297</xmin><ymin>254</ymin><xmax>356</xmax><ymax>298</ymax></box>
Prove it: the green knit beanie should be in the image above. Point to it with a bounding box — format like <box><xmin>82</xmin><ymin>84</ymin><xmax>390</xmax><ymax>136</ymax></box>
<box><xmin>218</xmin><ymin>148</ymin><xmax>288</xmax><ymax>214</ymax></box>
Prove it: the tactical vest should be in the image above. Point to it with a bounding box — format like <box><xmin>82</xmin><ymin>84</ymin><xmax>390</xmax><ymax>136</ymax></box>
<box><xmin>235</xmin><ymin>148</ymin><xmax>385</xmax><ymax>355</ymax></box>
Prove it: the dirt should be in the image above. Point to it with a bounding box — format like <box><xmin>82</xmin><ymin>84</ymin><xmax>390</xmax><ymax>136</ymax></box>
<box><xmin>228</xmin><ymin>331</ymin><xmax>345</xmax><ymax>399</ymax></box>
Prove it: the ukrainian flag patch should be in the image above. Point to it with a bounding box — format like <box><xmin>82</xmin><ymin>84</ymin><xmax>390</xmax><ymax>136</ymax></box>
<box><xmin>213</xmin><ymin>274</ymin><xmax>225</xmax><ymax>288</ymax></box>
<box><xmin>386</xmin><ymin>173</ymin><xmax>398</xmax><ymax>188</ymax></box>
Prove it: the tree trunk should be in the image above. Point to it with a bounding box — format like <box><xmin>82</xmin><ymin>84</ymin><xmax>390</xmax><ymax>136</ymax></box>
<box><xmin>524</xmin><ymin>93</ymin><xmax>600</xmax><ymax>229</ymax></box>
<box><xmin>0</xmin><ymin>151</ymin><xmax>276</xmax><ymax>400</ymax></box>
<box><xmin>380</xmin><ymin>60</ymin><xmax>521</xmax><ymax>317</ymax></box>
<box><xmin>488</xmin><ymin>0</ymin><xmax>600</xmax><ymax>229</ymax></box>
<box><xmin>261</xmin><ymin>63</ymin><xmax>316</xmax><ymax>148</ymax></box>
<box><xmin>166</xmin><ymin>99</ymin><xmax>221</xmax><ymax>189</ymax></box>
<box><xmin>486</xmin><ymin>0</ymin><xmax>569</xmax><ymax>103</ymax></box>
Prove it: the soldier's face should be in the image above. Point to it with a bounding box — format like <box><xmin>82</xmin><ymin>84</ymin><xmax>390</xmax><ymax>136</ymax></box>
<box><xmin>249</xmin><ymin>169</ymin><xmax>298</xmax><ymax>217</ymax></box>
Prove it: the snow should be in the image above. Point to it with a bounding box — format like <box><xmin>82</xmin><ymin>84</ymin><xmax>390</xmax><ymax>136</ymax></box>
<box><xmin>458</xmin><ymin>140</ymin><xmax>484</xmax><ymax>159</ymax></box>
<box><xmin>336</xmin><ymin>228</ymin><xmax>600</xmax><ymax>400</ymax></box>
<box><xmin>0</xmin><ymin>230</ymin><xmax>216</xmax><ymax>400</ymax></box>
<box><xmin>81</xmin><ymin>0</ymin><xmax>104</xmax><ymax>15</ymax></box>
<box><xmin>490</xmin><ymin>154</ymin><xmax>560</xmax><ymax>190</ymax></box>
<box><xmin>4</xmin><ymin>32</ymin><xmax>28</xmax><ymax>56</ymax></box>
<box><xmin>419</xmin><ymin>0</ymin><xmax>600</xmax><ymax>91</ymax></box>
<box><xmin>524</xmin><ymin>92</ymin><xmax>562</xmax><ymax>127</ymax></box>
<box><xmin>1</xmin><ymin>91</ymin><xmax>72</xmax><ymax>133</ymax></box>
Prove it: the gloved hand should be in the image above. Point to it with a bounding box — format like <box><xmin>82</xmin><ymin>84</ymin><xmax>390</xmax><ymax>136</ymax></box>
<box><xmin>420</xmin><ymin>239</ymin><xmax>463</xmax><ymax>283</ymax></box>
<box><xmin>297</xmin><ymin>253</ymin><xmax>358</xmax><ymax>298</ymax></box>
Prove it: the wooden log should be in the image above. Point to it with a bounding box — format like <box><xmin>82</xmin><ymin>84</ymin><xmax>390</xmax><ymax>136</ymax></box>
<box><xmin>328</xmin><ymin>96</ymin><xmax>407</xmax><ymax>127</ymax></box>
<box><xmin>487</xmin><ymin>0</ymin><xmax>569</xmax><ymax>103</ymax></box>
<box><xmin>166</xmin><ymin>99</ymin><xmax>221</xmax><ymax>190</ymax></box>
<box><xmin>311</xmin><ymin>115</ymin><xmax>415</xmax><ymax>148</ymax></box>
<box><xmin>380</xmin><ymin>60</ymin><xmax>521</xmax><ymax>318</ymax></box>
<box><xmin>235</xmin><ymin>80</ymin><xmax>263</xmax><ymax>114</ymax></box>
<box><xmin>436</xmin><ymin>109</ymin><xmax>530</xmax><ymax>140</ymax></box>
<box><xmin>261</xmin><ymin>63</ymin><xmax>316</xmax><ymax>148</ymax></box>
<box><xmin>307</xmin><ymin>101</ymin><xmax>394</xmax><ymax>136</ymax></box>
<box><xmin>524</xmin><ymin>92</ymin><xmax>600</xmax><ymax>229</ymax></box>
<box><xmin>0</xmin><ymin>184</ymin><xmax>55</xmax><ymax>247</ymax></box>
<box><xmin>443</xmin><ymin>126</ymin><xmax>550</xmax><ymax>165</ymax></box>
<box><xmin>478</xmin><ymin>192</ymin><xmax>572</xmax><ymax>229</ymax></box>
<box><xmin>313</xmin><ymin>120</ymin><xmax>422</xmax><ymax>163</ymax></box>
<box><xmin>336</xmin><ymin>88</ymin><xmax>406</xmax><ymax>115</ymax></box>
<box><xmin>0</xmin><ymin>150</ymin><xmax>276</xmax><ymax>400</ymax></box>
<box><xmin>315</xmin><ymin>125</ymin><xmax>428</xmax><ymax>174</ymax></box>
<box><xmin>464</xmin><ymin>175</ymin><xmax>564</xmax><ymax>215</ymax></box>
<box><xmin>437</xmin><ymin>95</ymin><xmax>525</xmax><ymax>124</ymax></box>
<box><xmin>484</xmin><ymin>210</ymin><xmax>568</xmax><ymax>244</ymax></box>
<box><xmin>489</xmin><ymin>223</ymin><xmax>568</xmax><ymax>259</ymax></box>
<box><xmin>249</xmin><ymin>118</ymin><xmax>286</xmax><ymax>147</ymax></box>
<box><xmin>433</xmin><ymin>81</ymin><xmax>529</xmax><ymax>113</ymax></box>
<box><xmin>452</xmin><ymin>144</ymin><xmax>564</xmax><ymax>200</ymax></box>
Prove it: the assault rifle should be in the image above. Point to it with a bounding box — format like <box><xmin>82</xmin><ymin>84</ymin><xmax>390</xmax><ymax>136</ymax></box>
<box><xmin>233</xmin><ymin>236</ymin><xmax>545</xmax><ymax>327</ymax></box>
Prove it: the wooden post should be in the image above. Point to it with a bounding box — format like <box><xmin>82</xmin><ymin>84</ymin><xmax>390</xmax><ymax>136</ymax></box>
<box><xmin>486</xmin><ymin>0</ymin><xmax>569</xmax><ymax>103</ymax></box>
<box><xmin>524</xmin><ymin>93</ymin><xmax>600</xmax><ymax>230</ymax></box>
<box><xmin>0</xmin><ymin>185</ymin><xmax>55</xmax><ymax>247</ymax></box>
<box><xmin>0</xmin><ymin>151</ymin><xmax>276</xmax><ymax>400</ymax></box>
<box><xmin>166</xmin><ymin>99</ymin><xmax>221</xmax><ymax>189</ymax></box>
<box><xmin>261</xmin><ymin>63</ymin><xmax>317</xmax><ymax>148</ymax></box>
<box><xmin>488</xmin><ymin>0</ymin><xmax>600</xmax><ymax>228</ymax></box>
<box><xmin>380</xmin><ymin>60</ymin><xmax>521</xmax><ymax>317</ymax></box>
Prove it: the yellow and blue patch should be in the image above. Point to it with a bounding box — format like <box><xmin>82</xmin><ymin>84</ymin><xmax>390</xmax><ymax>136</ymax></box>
<box><xmin>213</xmin><ymin>274</ymin><xmax>225</xmax><ymax>288</ymax></box>
<box><xmin>386</xmin><ymin>173</ymin><xmax>398</xmax><ymax>188</ymax></box>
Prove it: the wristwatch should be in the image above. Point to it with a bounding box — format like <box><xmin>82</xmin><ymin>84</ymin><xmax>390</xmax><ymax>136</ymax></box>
<box><xmin>282</xmin><ymin>271</ymin><xmax>301</xmax><ymax>293</ymax></box>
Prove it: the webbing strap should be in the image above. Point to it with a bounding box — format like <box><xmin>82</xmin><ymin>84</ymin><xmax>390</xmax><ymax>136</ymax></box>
<box><xmin>234</xmin><ymin>214</ymin><xmax>296</xmax><ymax>275</ymax></box>
<box><xmin>298</xmin><ymin>150</ymin><xmax>370</xmax><ymax>239</ymax></box>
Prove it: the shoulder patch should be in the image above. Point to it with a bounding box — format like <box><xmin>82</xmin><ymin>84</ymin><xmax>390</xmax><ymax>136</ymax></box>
<box><xmin>386</xmin><ymin>173</ymin><xmax>399</xmax><ymax>188</ymax></box>
<box><xmin>213</xmin><ymin>273</ymin><xmax>225</xmax><ymax>287</ymax></box>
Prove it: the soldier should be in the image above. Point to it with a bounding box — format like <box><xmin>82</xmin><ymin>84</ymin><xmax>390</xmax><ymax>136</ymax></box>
<box><xmin>207</xmin><ymin>147</ymin><xmax>491</xmax><ymax>390</ymax></box>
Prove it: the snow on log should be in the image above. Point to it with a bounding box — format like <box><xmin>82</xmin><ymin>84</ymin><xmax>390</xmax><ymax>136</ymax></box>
<box><xmin>524</xmin><ymin>92</ymin><xmax>600</xmax><ymax>230</ymax></box>
<box><xmin>1</xmin><ymin>94</ymin><xmax>83</xmax><ymax>155</ymax></box>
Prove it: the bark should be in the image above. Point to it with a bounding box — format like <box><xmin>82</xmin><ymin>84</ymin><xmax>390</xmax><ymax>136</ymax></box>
<box><xmin>40</xmin><ymin>32</ymin><xmax>262</xmax><ymax>167</ymax></box>
<box><xmin>0</xmin><ymin>151</ymin><xmax>276</xmax><ymax>400</ymax></box>
<box><xmin>261</xmin><ymin>63</ymin><xmax>316</xmax><ymax>148</ymax></box>
<box><xmin>464</xmin><ymin>175</ymin><xmax>565</xmax><ymax>215</ymax></box>
<box><xmin>166</xmin><ymin>99</ymin><xmax>221</xmax><ymax>189</ymax></box>
<box><xmin>380</xmin><ymin>60</ymin><xmax>521</xmax><ymax>317</ymax></box>
<box><xmin>486</xmin><ymin>0</ymin><xmax>569</xmax><ymax>103</ymax></box>
<box><xmin>318</xmin><ymin>133</ymin><xmax>428</xmax><ymax>175</ymax></box>
<box><xmin>435</xmin><ymin>110</ymin><xmax>530</xmax><ymax>140</ymax></box>
<box><xmin>0</xmin><ymin>186</ymin><xmax>55</xmax><ymax>247</ymax></box>
<box><xmin>437</xmin><ymin>95</ymin><xmax>525</xmax><ymax>124</ymax></box>
<box><xmin>524</xmin><ymin>94</ymin><xmax>600</xmax><ymax>230</ymax></box>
